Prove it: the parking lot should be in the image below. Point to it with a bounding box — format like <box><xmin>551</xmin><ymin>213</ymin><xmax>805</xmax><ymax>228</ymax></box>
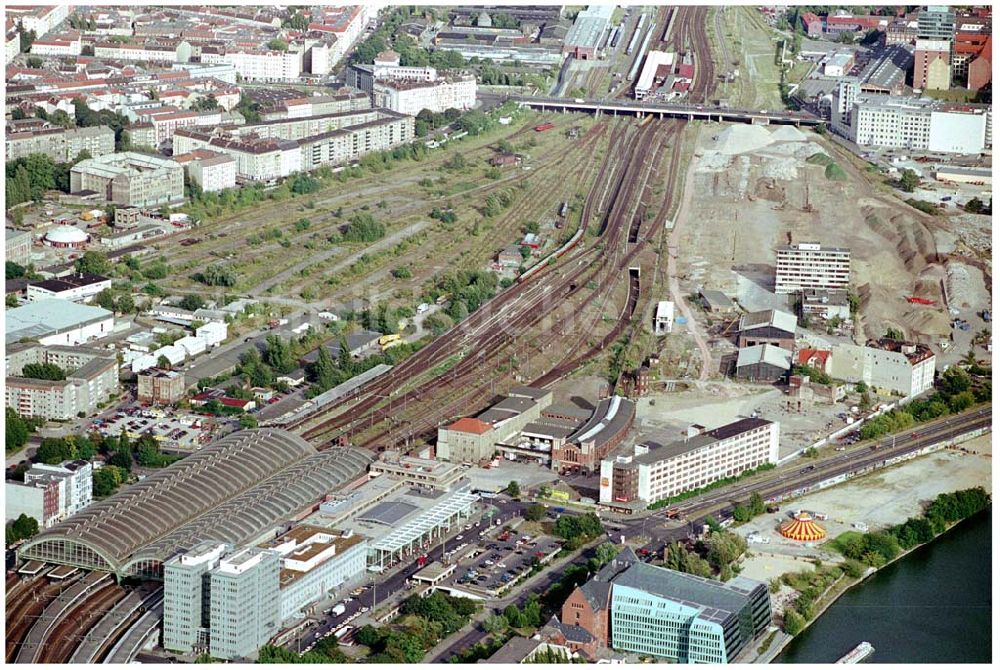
<box><xmin>90</xmin><ymin>407</ymin><xmax>217</xmax><ymax>450</ymax></box>
<box><xmin>444</xmin><ymin>523</ymin><xmax>562</xmax><ymax>597</ymax></box>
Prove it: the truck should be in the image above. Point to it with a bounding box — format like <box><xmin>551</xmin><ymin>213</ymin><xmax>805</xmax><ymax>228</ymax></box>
<box><xmin>330</xmin><ymin>603</ymin><xmax>346</xmax><ymax>617</ymax></box>
<box><xmin>665</xmin><ymin>508</ymin><xmax>681</xmax><ymax>519</ymax></box>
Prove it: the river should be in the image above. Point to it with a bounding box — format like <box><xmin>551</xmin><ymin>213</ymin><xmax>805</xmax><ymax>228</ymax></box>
<box><xmin>776</xmin><ymin>509</ymin><xmax>992</xmax><ymax>664</ymax></box>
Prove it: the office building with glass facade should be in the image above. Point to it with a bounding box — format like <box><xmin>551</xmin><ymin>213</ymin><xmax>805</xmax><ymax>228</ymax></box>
<box><xmin>209</xmin><ymin>547</ymin><xmax>281</xmax><ymax>660</ymax></box>
<box><xmin>609</xmin><ymin>563</ymin><xmax>771</xmax><ymax>663</ymax></box>
<box><xmin>163</xmin><ymin>542</ymin><xmax>231</xmax><ymax>654</ymax></box>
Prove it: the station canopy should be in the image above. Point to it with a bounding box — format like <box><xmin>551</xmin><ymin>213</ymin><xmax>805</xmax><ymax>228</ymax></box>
<box><xmin>18</xmin><ymin>429</ymin><xmax>372</xmax><ymax>576</ymax></box>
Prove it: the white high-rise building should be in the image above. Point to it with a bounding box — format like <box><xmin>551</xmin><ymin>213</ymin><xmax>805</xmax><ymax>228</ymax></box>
<box><xmin>775</xmin><ymin>243</ymin><xmax>851</xmax><ymax>294</ymax></box>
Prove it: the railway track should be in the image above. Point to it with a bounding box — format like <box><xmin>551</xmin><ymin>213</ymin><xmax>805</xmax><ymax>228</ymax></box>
<box><xmin>287</xmin><ymin>122</ymin><xmax>639</xmax><ymax>440</ymax></box>
<box><xmin>36</xmin><ymin>583</ymin><xmax>126</xmax><ymax>664</ymax></box>
<box><xmin>5</xmin><ymin>572</ymin><xmax>63</xmax><ymax>662</ymax></box>
<box><xmin>317</xmin><ymin>122</ymin><xmax>680</xmax><ymax>449</ymax></box>
<box><xmin>293</xmin><ymin>124</ymin><xmax>650</xmax><ymax>446</ymax></box>
<box><xmin>290</xmin><ymin>9</ymin><xmax>718</xmax><ymax>450</ymax></box>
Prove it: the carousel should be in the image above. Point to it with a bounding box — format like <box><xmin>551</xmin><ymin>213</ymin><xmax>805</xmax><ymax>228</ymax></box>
<box><xmin>779</xmin><ymin>512</ymin><xmax>827</xmax><ymax>542</ymax></box>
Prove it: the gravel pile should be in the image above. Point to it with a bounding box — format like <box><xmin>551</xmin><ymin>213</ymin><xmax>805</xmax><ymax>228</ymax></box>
<box><xmin>946</xmin><ymin>261</ymin><xmax>984</xmax><ymax>309</ymax></box>
<box><xmin>769</xmin><ymin>125</ymin><xmax>808</xmax><ymax>143</ymax></box>
<box><xmin>711</xmin><ymin>124</ymin><xmax>775</xmax><ymax>155</ymax></box>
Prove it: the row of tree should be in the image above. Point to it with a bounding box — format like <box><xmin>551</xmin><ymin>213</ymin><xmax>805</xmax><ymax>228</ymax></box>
<box><xmin>860</xmin><ymin>367</ymin><xmax>988</xmax><ymax>440</ymax></box>
<box><xmin>5</xmin><ymin>151</ymin><xmax>91</xmax><ymax>207</ymax></box>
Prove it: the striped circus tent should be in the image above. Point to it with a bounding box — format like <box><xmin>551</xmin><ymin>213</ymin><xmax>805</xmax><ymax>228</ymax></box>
<box><xmin>779</xmin><ymin>513</ymin><xmax>827</xmax><ymax>542</ymax></box>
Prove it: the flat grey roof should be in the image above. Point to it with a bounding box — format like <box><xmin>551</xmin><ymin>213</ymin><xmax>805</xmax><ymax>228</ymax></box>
<box><xmin>358</xmin><ymin>500</ymin><xmax>419</xmax><ymax>526</ymax></box>
<box><xmin>6</xmin><ymin>299</ymin><xmax>113</xmax><ymax>344</ymax></box>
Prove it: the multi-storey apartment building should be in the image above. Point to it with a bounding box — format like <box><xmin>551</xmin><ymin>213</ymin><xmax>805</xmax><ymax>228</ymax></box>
<box><xmin>5</xmin><ymin>343</ymin><xmax>119</xmax><ymax>420</ymax></box>
<box><xmin>93</xmin><ymin>40</ymin><xmax>192</xmax><ymax>63</ymax></box>
<box><xmin>348</xmin><ymin>50</ymin><xmax>477</xmax><ymax>115</ymax></box>
<box><xmin>209</xmin><ymin>547</ymin><xmax>281</xmax><ymax>661</ymax></box>
<box><xmin>137</xmin><ymin>368</ymin><xmax>186</xmax><ymax>405</ymax></box>
<box><xmin>70</xmin><ymin>152</ymin><xmax>185</xmax><ymax>207</ymax></box>
<box><xmin>25</xmin><ymin>460</ymin><xmax>93</xmax><ymax>517</ymax></box>
<box><xmin>775</xmin><ymin>243</ymin><xmax>851</xmax><ymax>294</ymax></box>
<box><xmin>372</xmin><ymin>76</ymin><xmax>477</xmax><ymax>116</ymax></box>
<box><xmin>7</xmin><ymin>5</ymin><xmax>70</xmax><ymax>38</ymax></box>
<box><xmin>202</xmin><ymin>48</ymin><xmax>302</xmax><ymax>82</ymax></box>
<box><xmin>6</xmin><ymin>459</ymin><xmax>93</xmax><ymax>528</ymax></box>
<box><xmin>599</xmin><ymin>418</ymin><xmax>779</xmax><ymax>505</ymax></box>
<box><xmin>5</xmin><ymin>125</ymin><xmax>115</xmax><ymax>163</ymax></box>
<box><xmin>29</xmin><ymin>31</ymin><xmax>81</xmax><ymax>56</ymax></box>
<box><xmin>172</xmin><ymin>150</ymin><xmax>237</xmax><ymax>193</ymax></box>
<box><xmin>174</xmin><ymin>111</ymin><xmax>414</xmax><ymax>182</ymax></box>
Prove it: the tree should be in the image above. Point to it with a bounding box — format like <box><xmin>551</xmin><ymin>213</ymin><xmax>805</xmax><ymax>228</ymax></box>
<box><xmin>749</xmin><ymin>491</ymin><xmax>765</xmax><ymax>517</ymax></box>
<box><xmin>309</xmin><ymin>345</ymin><xmax>338</xmax><ymax>390</ymax></box>
<box><xmin>783</xmin><ymin>609</ymin><xmax>806</xmax><ymax>635</ymax></box>
<box><xmin>884</xmin><ymin>326</ymin><xmax>904</xmax><ymax>341</ymax></box>
<box><xmin>19</xmin><ymin>28</ymin><xmax>37</xmax><ymax>53</ymax></box>
<box><xmin>92</xmin><ymin>465</ymin><xmax>125</xmax><ymax>497</ymax></box>
<box><xmin>198</xmin><ymin>264</ymin><xmax>236</xmax><ymax>287</ymax></box>
<box><xmin>192</xmin><ymin>94</ymin><xmax>220</xmax><ymax>112</ymax></box>
<box><xmin>343</xmin><ymin>213</ymin><xmax>386</xmax><ymax>243</ymax></box>
<box><xmin>267</xmin><ymin>38</ymin><xmax>288</xmax><ymax>51</ymax></box>
<box><xmin>964</xmin><ymin>197</ymin><xmax>985</xmax><ymax>214</ymax></box>
<box><xmin>263</xmin><ymin>335</ymin><xmax>295</xmax><ymax>373</ymax></box>
<box><xmin>7</xmin><ymin>513</ymin><xmax>40</xmax><ymax>546</ymax></box>
<box><xmin>74</xmin><ymin>250</ymin><xmax>111</xmax><ymax>275</ymax></box>
<box><xmin>179</xmin><ymin>294</ymin><xmax>206</xmax><ymax>311</ymax></box>
<box><xmin>899</xmin><ymin>169</ymin><xmax>920</xmax><ymax>193</ymax></box>
<box><xmin>239</xmin><ymin>413</ymin><xmax>259</xmax><ymax>429</ymax></box>
<box><xmin>481</xmin><ymin>613</ymin><xmax>508</xmax><ymax>634</ymax></box>
<box><xmin>37</xmin><ymin>437</ymin><xmax>74</xmax><ymax>464</ymax></box>
<box><xmin>157</xmin><ymin>354</ymin><xmax>172</xmax><ymax>370</ymax></box>
<box><xmin>20</xmin><ymin>362</ymin><xmax>66</xmax><ymax>381</ymax></box>
<box><xmin>6</xmin><ymin>408</ymin><xmax>31</xmax><ymax>453</ymax></box>
<box><xmin>594</xmin><ymin>542</ymin><xmax>619</xmax><ymax>566</ymax></box>
<box><xmin>939</xmin><ymin>366</ymin><xmax>971</xmax><ymax>396</ymax></box>
<box><xmin>525</xmin><ymin>504</ymin><xmax>545</xmax><ymax>521</ymax></box>
<box><xmin>505</xmin><ymin>480</ymin><xmax>521</xmax><ymax>497</ymax></box>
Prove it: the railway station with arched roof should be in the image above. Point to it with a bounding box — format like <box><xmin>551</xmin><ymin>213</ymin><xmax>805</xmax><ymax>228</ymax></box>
<box><xmin>17</xmin><ymin>429</ymin><xmax>373</xmax><ymax>578</ymax></box>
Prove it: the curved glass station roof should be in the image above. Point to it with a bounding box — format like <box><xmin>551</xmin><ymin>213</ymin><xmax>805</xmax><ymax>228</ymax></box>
<box><xmin>18</xmin><ymin>429</ymin><xmax>372</xmax><ymax>575</ymax></box>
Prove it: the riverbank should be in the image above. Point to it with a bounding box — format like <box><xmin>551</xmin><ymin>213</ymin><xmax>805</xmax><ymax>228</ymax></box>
<box><xmin>773</xmin><ymin>507</ymin><xmax>991</xmax><ymax>663</ymax></box>
<box><xmin>742</xmin><ymin>433</ymin><xmax>992</xmax><ymax>662</ymax></box>
<box><xmin>765</xmin><ymin>504</ymin><xmax>991</xmax><ymax>663</ymax></box>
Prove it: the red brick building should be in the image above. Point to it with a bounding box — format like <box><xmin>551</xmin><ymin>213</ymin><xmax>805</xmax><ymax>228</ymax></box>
<box><xmin>967</xmin><ymin>35</ymin><xmax>992</xmax><ymax>90</ymax></box>
<box><xmin>543</xmin><ymin>547</ymin><xmax>641</xmax><ymax>657</ymax></box>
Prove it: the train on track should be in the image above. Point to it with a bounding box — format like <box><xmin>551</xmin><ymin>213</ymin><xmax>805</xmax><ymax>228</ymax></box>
<box><xmin>517</xmin><ymin>227</ymin><xmax>586</xmax><ymax>284</ymax></box>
